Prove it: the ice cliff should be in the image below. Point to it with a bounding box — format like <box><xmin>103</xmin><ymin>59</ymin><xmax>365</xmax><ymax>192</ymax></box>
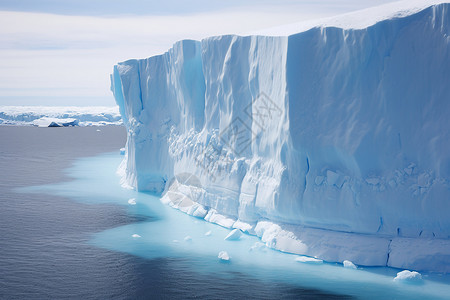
<box><xmin>111</xmin><ymin>2</ymin><xmax>450</xmax><ymax>272</ymax></box>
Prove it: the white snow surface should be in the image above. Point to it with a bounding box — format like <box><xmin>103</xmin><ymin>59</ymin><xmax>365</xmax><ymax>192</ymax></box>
<box><xmin>252</xmin><ymin>0</ymin><xmax>448</xmax><ymax>36</ymax></box>
<box><xmin>0</xmin><ymin>106</ymin><xmax>122</xmax><ymax>126</ymax></box>
<box><xmin>112</xmin><ymin>1</ymin><xmax>450</xmax><ymax>272</ymax></box>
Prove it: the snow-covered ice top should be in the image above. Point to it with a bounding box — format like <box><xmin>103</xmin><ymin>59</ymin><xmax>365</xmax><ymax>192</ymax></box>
<box><xmin>112</xmin><ymin>1</ymin><xmax>450</xmax><ymax>272</ymax></box>
<box><xmin>251</xmin><ymin>0</ymin><xmax>448</xmax><ymax>36</ymax></box>
<box><xmin>0</xmin><ymin>106</ymin><xmax>122</xmax><ymax>127</ymax></box>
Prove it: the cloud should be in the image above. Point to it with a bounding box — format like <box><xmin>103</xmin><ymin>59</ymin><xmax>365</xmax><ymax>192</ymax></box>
<box><xmin>0</xmin><ymin>1</ymin><xmax>397</xmax><ymax>106</ymax></box>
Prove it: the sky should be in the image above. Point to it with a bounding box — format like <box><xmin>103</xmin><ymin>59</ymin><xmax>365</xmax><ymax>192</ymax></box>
<box><xmin>0</xmin><ymin>0</ymin><xmax>399</xmax><ymax>107</ymax></box>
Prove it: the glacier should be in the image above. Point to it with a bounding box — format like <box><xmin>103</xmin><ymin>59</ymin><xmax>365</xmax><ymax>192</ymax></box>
<box><xmin>111</xmin><ymin>2</ymin><xmax>450</xmax><ymax>272</ymax></box>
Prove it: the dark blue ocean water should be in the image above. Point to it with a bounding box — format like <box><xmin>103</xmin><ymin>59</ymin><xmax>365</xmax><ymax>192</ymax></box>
<box><xmin>0</xmin><ymin>126</ymin><xmax>350</xmax><ymax>299</ymax></box>
<box><xmin>1</xmin><ymin>126</ymin><xmax>449</xmax><ymax>299</ymax></box>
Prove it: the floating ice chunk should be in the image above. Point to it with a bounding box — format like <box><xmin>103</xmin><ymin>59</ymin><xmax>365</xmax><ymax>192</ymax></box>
<box><xmin>132</xmin><ymin>234</ymin><xmax>141</xmax><ymax>238</ymax></box>
<box><xmin>127</xmin><ymin>198</ymin><xmax>136</xmax><ymax>205</ymax></box>
<box><xmin>343</xmin><ymin>260</ymin><xmax>357</xmax><ymax>269</ymax></box>
<box><xmin>120</xmin><ymin>148</ymin><xmax>126</xmax><ymax>155</ymax></box>
<box><xmin>249</xmin><ymin>242</ymin><xmax>266</xmax><ymax>252</ymax></box>
<box><xmin>205</xmin><ymin>230</ymin><xmax>212</xmax><ymax>236</ymax></box>
<box><xmin>224</xmin><ymin>229</ymin><xmax>242</xmax><ymax>241</ymax></box>
<box><xmin>394</xmin><ymin>270</ymin><xmax>423</xmax><ymax>283</ymax></box>
<box><xmin>96</xmin><ymin>129</ymin><xmax>101</xmax><ymax>132</ymax></box>
<box><xmin>295</xmin><ymin>256</ymin><xmax>323</xmax><ymax>264</ymax></box>
<box><xmin>218</xmin><ymin>251</ymin><xmax>230</xmax><ymax>261</ymax></box>
<box><xmin>184</xmin><ymin>235</ymin><xmax>192</xmax><ymax>242</ymax></box>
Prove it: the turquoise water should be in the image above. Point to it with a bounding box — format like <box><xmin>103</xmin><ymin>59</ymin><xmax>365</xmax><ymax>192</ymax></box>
<box><xmin>21</xmin><ymin>152</ymin><xmax>450</xmax><ymax>299</ymax></box>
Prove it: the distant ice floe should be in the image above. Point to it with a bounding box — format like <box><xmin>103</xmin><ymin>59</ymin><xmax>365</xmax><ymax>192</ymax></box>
<box><xmin>0</xmin><ymin>106</ymin><xmax>122</xmax><ymax>127</ymax></box>
<box><xmin>132</xmin><ymin>234</ymin><xmax>141</xmax><ymax>238</ymax></box>
<box><xmin>127</xmin><ymin>198</ymin><xmax>136</xmax><ymax>205</ymax></box>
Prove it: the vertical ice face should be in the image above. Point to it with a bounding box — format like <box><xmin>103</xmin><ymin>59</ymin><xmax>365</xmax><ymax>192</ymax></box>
<box><xmin>112</xmin><ymin>3</ymin><xmax>450</xmax><ymax>271</ymax></box>
<box><xmin>285</xmin><ymin>6</ymin><xmax>450</xmax><ymax>236</ymax></box>
<box><xmin>112</xmin><ymin>40</ymin><xmax>206</xmax><ymax>192</ymax></box>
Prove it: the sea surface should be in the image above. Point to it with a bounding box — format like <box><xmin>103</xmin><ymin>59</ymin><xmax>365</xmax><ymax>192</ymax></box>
<box><xmin>1</xmin><ymin>126</ymin><xmax>449</xmax><ymax>299</ymax></box>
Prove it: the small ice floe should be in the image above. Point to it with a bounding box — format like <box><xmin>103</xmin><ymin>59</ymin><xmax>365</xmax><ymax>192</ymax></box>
<box><xmin>343</xmin><ymin>260</ymin><xmax>357</xmax><ymax>269</ymax></box>
<box><xmin>184</xmin><ymin>235</ymin><xmax>192</xmax><ymax>242</ymax></box>
<box><xmin>205</xmin><ymin>230</ymin><xmax>212</xmax><ymax>236</ymax></box>
<box><xmin>394</xmin><ymin>270</ymin><xmax>423</xmax><ymax>283</ymax></box>
<box><xmin>120</xmin><ymin>147</ymin><xmax>126</xmax><ymax>155</ymax></box>
<box><xmin>132</xmin><ymin>234</ymin><xmax>141</xmax><ymax>238</ymax></box>
<box><xmin>96</xmin><ymin>129</ymin><xmax>101</xmax><ymax>132</ymax></box>
<box><xmin>128</xmin><ymin>198</ymin><xmax>136</xmax><ymax>205</ymax></box>
<box><xmin>249</xmin><ymin>242</ymin><xmax>267</xmax><ymax>252</ymax></box>
<box><xmin>218</xmin><ymin>251</ymin><xmax>230</xmax><ymax>261</ymax></box>
<box><xmin>295</xmin><ymin>256</ymin><xmax>323</xmax><ymax>264</ymax></box>
<box><xmin>224</xmin><ymin>228</ymin><xmax>242</xmax><ymax>241</ymax></box>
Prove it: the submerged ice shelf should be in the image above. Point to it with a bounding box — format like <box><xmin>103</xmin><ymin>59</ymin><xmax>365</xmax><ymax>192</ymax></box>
<box><xmin>21</xmin><ymin>151</ymin><xmax>450</xmax><ymax>299</ymax></box>
<box><xmin>111</xmin><ymin>2</ymin><xmax>450</xmax><ymax>272</ymax></box>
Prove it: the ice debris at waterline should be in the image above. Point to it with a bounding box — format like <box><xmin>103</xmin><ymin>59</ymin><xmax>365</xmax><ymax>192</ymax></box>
<box><xmin>224</xmin><ymin>229</ymin><xmax>242</xmax><ymax>241</ymax></box>
<box><xmin>295</xmin><ymin>256</ymin><xmax>323</xmax><ymax>264</ymax></box>
<box><xmin>343</xmin><ymin>260</ymin><xmax>358</xmax><ymax>269</ymax></box>
<box><xmin>111</xmin><ymin>1</ymin><xmax>450</xmax><ymax>272</ymax></box>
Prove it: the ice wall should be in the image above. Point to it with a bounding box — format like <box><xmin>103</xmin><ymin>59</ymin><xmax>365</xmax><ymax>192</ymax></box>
<box><xmin>111</xmin><ymin>3</ymin><xmax>450</xmax><ymax>272</ymax></box>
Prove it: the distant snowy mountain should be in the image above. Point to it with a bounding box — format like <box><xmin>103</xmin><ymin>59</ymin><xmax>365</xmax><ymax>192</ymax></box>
<box><xmin>111</xmin><ymin>1</ymin><xmax>450</xmax><ymax>272</ymax></box>
<box><xmin>0</xmin><ymin>106</ymin><xmax>122</xmax><ymax>127</ymax></box>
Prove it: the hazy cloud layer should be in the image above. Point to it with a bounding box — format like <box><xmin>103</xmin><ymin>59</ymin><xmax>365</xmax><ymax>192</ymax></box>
<box><xmin>0</xmin><ymin>1</ymin><xmax>397</xmax><ymax>106</ymax></box>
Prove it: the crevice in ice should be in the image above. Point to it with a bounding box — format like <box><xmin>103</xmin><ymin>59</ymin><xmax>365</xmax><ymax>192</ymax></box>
<box><xmin>377</xmin><ymin>217</ymin><xmax>383</xmax><ymax>233</ymax></box>
<box><xmin>386</xmin><ymin>239</ymin><xmax>392</xmax><ymax>266</ymax></box>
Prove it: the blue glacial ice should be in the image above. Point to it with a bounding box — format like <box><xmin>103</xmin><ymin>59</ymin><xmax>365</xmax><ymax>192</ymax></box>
<box><xmin>111</xmin><ymin>2</ymin><xmax>450</xmax><ymax>272</ymax></box>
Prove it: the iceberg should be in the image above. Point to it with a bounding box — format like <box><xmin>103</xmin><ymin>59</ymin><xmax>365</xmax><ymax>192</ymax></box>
<box><xmin>33</xmin><ymin>117</ymin><xmax>79</xmax><ymax>127</ymax></box>
<box><xmin>0</xmin><ymin>106</ymin><xmax>122</xmax><ymax>126</ymax></box>
<box><xmin>111</xmin><ymin>2</ymin><xmax>450</xmax><ymax>272</ymax></box>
